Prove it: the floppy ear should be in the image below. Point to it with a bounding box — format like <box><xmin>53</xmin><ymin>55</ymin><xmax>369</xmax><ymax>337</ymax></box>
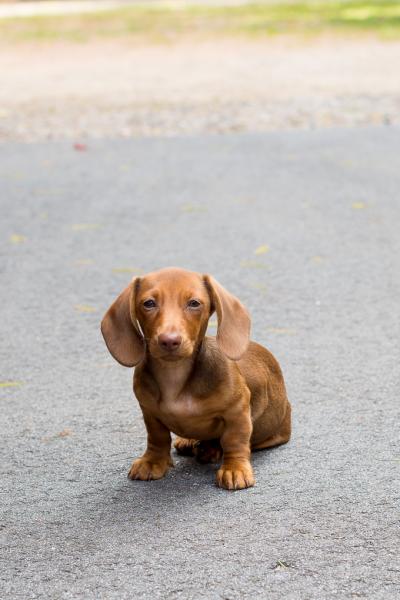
<box><xmin>101</xmin><ymin>278</ymin><xmax>145</xmax><ymax>367</ymax></box>
<box><xmin>204</xmin><ymin>275</ymin><xmax>251</xmax><ymax>360</ymax></box>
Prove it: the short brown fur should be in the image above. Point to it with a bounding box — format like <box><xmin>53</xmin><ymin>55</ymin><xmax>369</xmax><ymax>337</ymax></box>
<box><xmin>101</xmin><ymin>267</ymin><xmax>291</xmax><ymax>490</ymax></box>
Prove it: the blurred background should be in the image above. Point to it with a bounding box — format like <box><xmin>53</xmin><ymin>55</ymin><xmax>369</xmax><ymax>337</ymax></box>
<box><xmin>1</xmin><ymin>0</ymin><xmax>399</xmax><ymax>140</ymax></box>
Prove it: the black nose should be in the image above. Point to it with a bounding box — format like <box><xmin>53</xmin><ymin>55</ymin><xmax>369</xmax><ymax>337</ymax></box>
<box><xmin>158</xmin><ymin>333</ymin><xmax>182</xmax><ymax>351</ymax></box>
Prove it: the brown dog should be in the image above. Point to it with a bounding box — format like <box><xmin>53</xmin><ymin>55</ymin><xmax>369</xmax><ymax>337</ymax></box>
<box><xmin>101</xmin><ymin>267</ymin><xmax>291</xmax><ymax>490</ymax></box>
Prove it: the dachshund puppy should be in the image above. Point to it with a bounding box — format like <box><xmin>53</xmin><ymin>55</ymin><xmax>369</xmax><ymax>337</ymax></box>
<box><xmin>101</xmin><ymin>267</ymin><xmax>291</xmax><ymax>490</ymax></box>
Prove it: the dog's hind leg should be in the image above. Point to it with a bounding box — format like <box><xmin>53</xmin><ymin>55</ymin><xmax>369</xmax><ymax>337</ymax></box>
<box><xmin>174</xmin><ymin>437</ymin><xmax>223</xmax><ymax>464</ymax></box>
<box><xmin>251</xmin><ymin>403</ymin><xmax>291</xmax><ymax>451</ymax></box>
<box><xmin>174</xmin><ymin>437</ymin><xmax>198</xmax><ymax>456</ymax></box>
<box><xmin>194</xmin><ymin>439</ymin><xmax>223</xmax><ymax>464</ymax></box>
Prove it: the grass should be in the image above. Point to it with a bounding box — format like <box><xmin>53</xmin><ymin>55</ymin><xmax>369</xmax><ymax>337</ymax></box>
<box><xmin>1</xmin><ymin>1</ymin><xmax>400</xmax><ymax>43</ymax></box>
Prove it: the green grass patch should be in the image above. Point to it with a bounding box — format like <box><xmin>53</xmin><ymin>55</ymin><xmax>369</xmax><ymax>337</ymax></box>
<box><xmin>1</xmin><ymin>1</ymin><xmax>400</xmax><ymax>43</ymax></box>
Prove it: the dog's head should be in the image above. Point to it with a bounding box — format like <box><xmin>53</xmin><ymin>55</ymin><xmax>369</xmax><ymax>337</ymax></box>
<box><xmin>101</xmin><ymin>267</ymin><xmax>250</xmax><ymax>367</ymax></box>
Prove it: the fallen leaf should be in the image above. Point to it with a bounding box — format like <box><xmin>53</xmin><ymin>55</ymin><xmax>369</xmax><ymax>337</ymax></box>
<box><xmin>0</xmin><ymin>381</ymin><xmax>23</xmax><ymax>388</ymax></box>
<box><xmin>255</xmin><ymin>244</ymin><xmax>269</xmax><ymax>256</ymax></box>
<box><xmin>112</xmin><ymin>267</ymin><xmax>144</xmax><ymax>274</ymax></box>
<box><xmin>10</xmin><ymin>234</ymin><xmax>26</xmax><ymax>244</ymax></box>
<box><xmin>352</xmin><ymin>202</ymin><xmax>366</xmax><ymax>209</ymax></box>
<box><xmin>73</xmin><ymin>143</ymin><xmax>87</xmax><ymax>152</ymax></box>
<box><xmin>240</xmin><ymin>260</ymin><xmax>267</xmax><ymax>270</ymax></box>
<box><xmin>57</xmin><ymin>428</ymin><xmax>73</xmax><ymax>437</ymax></box>
<box><xmin>267</xmin><ymin>327</ymin><xmax>297</xmax><ymax>335</ymax></box>
<box><xmin>75</xmin><ymin>259</ymin><xmax>94</xmax><ymax>266</ymax></box>
<box><xmin>312</xmin><ymin>255</ymin><xmax>324</xmax><ymax>264</ymax></box>
<box><xmin>42</xmin><ymin>428</ymin><xmax>73</xmax><ymax>443</ymax></box>
<box><xmin>71</xmin><ymin>224</ymin><xmax>101</xmax><ymax>231</ymax></box>
<box><xmin>75</xmin><ymin>304</ymin><xmax>96</xmax><ymax>313</ymax></box>
<box><xmin>181</xmin><ymin>203</ymin><xmax>207</xmax><ymax>213</ymax></box>
<box><xmin>273</xmin><ymin>560</ymin><xmax>290</xmax><ymax>571</ymax></box>
<box><xmin>250</xmin><ymin>282</ymin><xmax>267</xmax><ymax>293</ymax></box>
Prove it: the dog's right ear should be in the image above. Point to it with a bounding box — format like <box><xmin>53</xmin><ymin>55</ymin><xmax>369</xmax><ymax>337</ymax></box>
<box><xmin>101</xmin><ymin>278</ymin><xmax>145</xmax><ymax>367</ymax></box>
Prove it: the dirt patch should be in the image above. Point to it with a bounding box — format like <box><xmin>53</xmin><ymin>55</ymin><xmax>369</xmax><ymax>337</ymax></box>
<box><xmin>1</xmin><ymin>36</ymin><xmax>399</xmax><ymax>140</ymax></box>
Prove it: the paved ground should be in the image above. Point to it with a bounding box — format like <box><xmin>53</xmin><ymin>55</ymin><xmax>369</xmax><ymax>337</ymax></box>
<box><xmin>1</xmin><ymin>126</ymin><xmax>399</xmax><ymax>599</ymax></box>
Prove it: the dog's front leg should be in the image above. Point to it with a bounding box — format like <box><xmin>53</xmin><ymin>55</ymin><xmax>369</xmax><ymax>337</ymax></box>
<box><xmin>216</xmin><ymin>403</ymin><xmax>254</xmax><ymax>491</ymax></box>
<box><xmin>128</xmin><ymin>411</ymin><xmax>173</xmax><ymax>481</ymax></box>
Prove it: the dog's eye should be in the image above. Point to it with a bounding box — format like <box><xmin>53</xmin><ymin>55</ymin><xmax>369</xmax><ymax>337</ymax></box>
<box><xmin>187</xmin><ymin>299</ymin><xmax>201</xmax><ymax>309</ymax></box>
<box><xmin>143</xmin><ymin>299</ymin><xmax>157</xmax><ymax>310</ymax></box>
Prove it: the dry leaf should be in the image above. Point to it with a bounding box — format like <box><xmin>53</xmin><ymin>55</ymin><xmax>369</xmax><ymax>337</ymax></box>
<box><xmin>42</xmin><ymin>428</ymin><xmax>73</xmax><ymax>443</ymax></box>
<box><xmin>57</xmin><ymin>428</ymin><xmax>73</xmax><ymax>437</ymax></box>
<box><xmin>255</xmin><ymin>245</ymin><xmax>269</xmax><ymax>256</ymax></box>
<box><xmin>240</xmin><ymin>260</ymin><xmax>267</xmax><ymax>270</ymax></box>
<box><xmin>112</xmin><ymin>267</ymin><xmax>144</xmax><ymax>274</ymax></box>
<box><xmin>181</xmin><ymin>203</ymin><xmax>207</xmax><ymax>213</ymax></box>
<box><xmin>75</xmin><ymin>304</ymin><xmax>96</xmax><ymax>313</ymax></box>
<box><xmin>312</xmin><ymin>256</ymin><xmax>324</xmax><ymax>264</ymax></box>
<box><xmin>267</xmin><ymin>327</ymin><xmax>297</xmax><ymax>335</ymax></box>
<box><xmin>10</xmin><ymin>234</ymin><xmax>26</xmax><ymax>244</ymax></box>
<box><xmin>273</xmin><ymin>560</ymin><xmax>290</xmax><ymax>571</ymax></box>
<box><xmin>75</xmin><ymin>259</ymin><xmax>94</xmax><ymax>266</ymax></box>
<box><xmin>250</xmin><ymin>282</ymin><xmax>267</xmax><ymax>293</ymax></box>
<box><xmin>0</xmin><ymin>381</ymin><xmax>23</xmax><ymax>388</ymax></box>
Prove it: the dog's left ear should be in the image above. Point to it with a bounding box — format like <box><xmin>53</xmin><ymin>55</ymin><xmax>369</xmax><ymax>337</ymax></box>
<box><xmin>203</xmin><ymin>275</ymin><xmax>251</xmax><ymax>360</ymax></box>
<box><xmin>101</xmin><ymin>278</ymin><xmax>145</xmax><ymax>367</ymax></box>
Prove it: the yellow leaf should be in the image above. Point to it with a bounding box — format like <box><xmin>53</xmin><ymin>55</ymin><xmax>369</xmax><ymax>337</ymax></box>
<box><xmin>240</xmin><ymin>260</ymin><xmax>267</xmax><ymax>270</ymax></box>
<box><xmin>10</xmin><ymin>234</ymin><xmax>26</xmax><ymax>244</ymax></box>
<box><xmin>181</xmin><ymin>203</ymin><xmax>207</xmax><ymax>213</ymax></box>
<box><xmin>352</xmin><ymin>202</ymin><xmax>366</xmax><ymax>209</ymax></box>
<box><xmin>0</xmin><ymin>381</ymin><xmax>23</xmax><ymax>388</ymax></box>
<box><xmin>112</xmin><ymin>267</ymin><xmax>144</xmax><ymax>274</ymax></box>
<box><xmin>267</xmin><ymin>327</ymin><xmax>297</xmax><ymax>335</ymax></box>
<box><xmin>75</xmin><ymin>259</ymin><xmax>94</xmax><ymax>266</ymax></box>
<box><xmin>71</xmin><ymin>223</ymin><xmax>101</xmax><ymax>231</ymax></box>
<box><xmin>312</xmin><ymin>256</ymin><xmax>324</xmax><ymax>264</ymax></box>
<box><xmin>250</xmin><ymin>282</ymin><xmax>268</xmax><ymax>293</ymax></box>
<box><xmin>75</xmin><ymin>304</ymin><xmax>96</xmax><ymax>313</ymax></box>
<box><xmin>255</xmin><ymin>245</ymin><xmax>269</xmax><ymax>256</ymax></box>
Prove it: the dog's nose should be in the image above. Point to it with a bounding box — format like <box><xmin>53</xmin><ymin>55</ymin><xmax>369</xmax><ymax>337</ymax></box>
<box><xmin>158</xmin><ymin>333</ymin><xmax>182</xmax><ymax>351</ymax></box>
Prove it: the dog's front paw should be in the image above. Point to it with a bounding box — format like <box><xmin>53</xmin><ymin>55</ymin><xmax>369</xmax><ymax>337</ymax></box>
<box><xmin>128</xmin><ymin>456</ymin><xmax>172</xmax><ymax>481</ymax></box>
<box><xmin>216</xmin><ymin>461</ymin><xmax>255</xmax><ymax>490</ymax></box>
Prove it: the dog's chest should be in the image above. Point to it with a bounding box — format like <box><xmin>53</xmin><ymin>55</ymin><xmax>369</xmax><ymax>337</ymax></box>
<box><xmin>158</xmin><ymin>390</ymin><xmax>220</xmax><ymax>439</ymax></box>
<box><xmin>160</xmin><ymin>391</ymin><xmax>202</xmax><ymax>420</ymax></box>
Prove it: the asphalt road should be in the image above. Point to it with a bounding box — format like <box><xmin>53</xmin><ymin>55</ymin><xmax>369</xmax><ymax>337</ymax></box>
<box><xmin>1</xmin><ymin>126</ymin><xmax>399</xmax><ymax>599</ymax></box>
